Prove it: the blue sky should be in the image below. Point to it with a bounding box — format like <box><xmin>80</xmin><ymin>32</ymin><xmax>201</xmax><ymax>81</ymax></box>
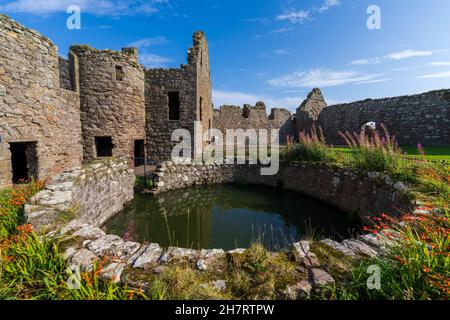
<box><xmin>1</xmin><ymin>0</ymin><xmax>450</xmax><ymax>111</ymax></box>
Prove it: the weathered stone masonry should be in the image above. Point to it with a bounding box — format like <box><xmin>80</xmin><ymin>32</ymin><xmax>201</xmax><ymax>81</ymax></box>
<box><xmin>145</xmin><ymin>31</ymin><xmax>212</xmax><ymax>163</ymax></box>
<box><xmin>25</xmin><ymin>158</ymin><xmax>134</xmax><ymax>232</ymax></box>
<box><xmin>297</xmin><ymin>88</ymin><xmax>450</xmax><ymax>146</ymax></box>
<box><xmin>0</xmin><ymin>14</ymin><xmax>83</xmax><ymax>188</ymax></box>
<box><xmin>0</xmin><ymin>15</ymin><xmax>213</xmax><ymax>187</ymax></box>
<box><xmin>213</xmin><ymin>102</ymin><xmax>296</xmax><ymax>144</ymax></box>
<box><xmin>70</xmin><ymin>45</ymin><xmax>146</xmax><ymax>166</ymax></box>
<box><xmin>1</xmin><ymin>13</ymin><xmax>449</xmax><ymax>189</ymax></box>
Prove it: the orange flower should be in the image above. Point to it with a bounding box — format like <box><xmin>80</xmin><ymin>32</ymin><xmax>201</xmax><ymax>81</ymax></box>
<box><xmin>17</xmin><ymin>224</ymin><xmax>33</xmax><ymax>234</ymax></box>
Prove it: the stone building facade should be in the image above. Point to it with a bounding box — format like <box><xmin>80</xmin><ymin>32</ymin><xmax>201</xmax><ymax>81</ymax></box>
<box><xmin>0</xmin><ymin>14</ymin><xmax>83</xmax><ymax>188</ymax></box>
<box><xmin>145</xmin><ymin>31</ymin><xmax>212</xmax><ymax>163</ymax></box>
<box><xmin>0</xmin><ymin>14</ymin><xmax>449</xmax><ymax>189</ymax></box>
<box><xmin>69</xmin><ymin>45</ymin><xmax>146</xmax><ymax>166</ymax></box>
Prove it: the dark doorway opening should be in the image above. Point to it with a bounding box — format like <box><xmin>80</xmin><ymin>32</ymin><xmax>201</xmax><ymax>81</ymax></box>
<box><xmin>10</xmin><ymin>142</ymin><xmax>37</xmax><ymax>184</ymax></box>
<box><xmin>168</xmin><ymin>91</ymin><xmax>180</xmax><ymax>120</ymax></box>
<box><xmin>95</xmin><ymin>137</ymin><xmax>113</xmax><ymax>157</ymax></box>
<box><xmin>134</xmin><ymin>140</ymin><xmax>145</xmax><ymax>167</ymax></box>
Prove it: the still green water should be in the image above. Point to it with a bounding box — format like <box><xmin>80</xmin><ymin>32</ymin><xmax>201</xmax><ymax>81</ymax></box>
<box><xmin>105</xmin><ymin>185</ymin><xmax>357</xmax><ymax>251</ymax></box>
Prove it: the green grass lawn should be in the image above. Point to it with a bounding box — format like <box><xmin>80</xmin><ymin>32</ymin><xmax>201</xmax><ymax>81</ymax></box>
<box><xmin>332</xmin><ymin>146</ymin><xmax>450</xmax><ymax>162</ymax></box>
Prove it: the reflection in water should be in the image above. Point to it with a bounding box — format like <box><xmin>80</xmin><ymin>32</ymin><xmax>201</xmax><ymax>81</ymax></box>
<box><xmin>105</xmin><ymin>185</ymin><xmax>358</xmax><ymax>251</ymax></box>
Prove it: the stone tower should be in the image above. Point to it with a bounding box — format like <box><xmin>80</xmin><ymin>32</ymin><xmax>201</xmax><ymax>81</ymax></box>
<box><xmin>145</xmin><ymin>31</ymin><xmax>213</xmax><ymax>163</ymax></box>
<box><xmin>70</xmin><ymin>45</ymin><xmax>146</xmax><ymax>166</ymax></box>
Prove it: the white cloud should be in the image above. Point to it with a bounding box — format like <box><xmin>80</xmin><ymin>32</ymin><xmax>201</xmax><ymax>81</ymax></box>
<box><xmin>274</xmin><ymin>49</ymin><xmax>290</xmax><ymax>55</ymax></box>
<box><xmin>349</xmin><ymin>58</ymin><xmax>381</xmax><ymax>65</ymax></box>
<box><xmin>386</xmin><ymin>50</ymin><xmax>433</xmax><ymax>60</ymax></box>
<box><xmin>0</xmin><ymin>0</ymin><xmax>169</xmax><ymax>16</ymax></box>
<box><xmin>276</xmin><ymin>10</ymin><xmax>309</xmax><ymax>24</ymax></box>
<box><xmin>127</xmin><ymin>37</ymin><xmax>168</xmax><ymax>48</ymax></box>
<box><xmin>268</xmin><ymin>68</ymin><xmax>382</xmax><ymax>88</ymax></box>
<box><xmin>139</xmin><ymin>53</ymin><xmax>171</xmax><ymax>68</ymax></box>
<box><xmin>355</xmin><ymin>78</ymin><xmax>393</xmax><ymax>85</ymax></box>
<box><xmin>428</xmin><ymin>61</ymin><xmax>450</xmax><ymax>66</ymax></box>
<box><xmin>417</xmin><ymin>71</ymin><xmax>450</xmax><ymax>79</ymax></box>
<box><xmin>318</xmin><ymin>0</ymin><xmax>340</xmax><ymax>13</ymax></box>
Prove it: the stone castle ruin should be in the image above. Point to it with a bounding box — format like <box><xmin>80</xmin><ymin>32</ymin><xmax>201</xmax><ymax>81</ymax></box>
<box><xmin>0</xmin><ymin>14</ymin><xmax>449</xmax><ymax>188</ymax></box>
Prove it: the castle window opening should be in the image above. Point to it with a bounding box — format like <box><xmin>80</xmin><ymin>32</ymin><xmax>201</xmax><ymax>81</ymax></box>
<box><xmin>115</xmin><ymin>65</ymin><xmax>124</xmax><ymax>81</ymax></box>
<box><xmin>199</xmin><ymin>97</ymin><xmax>203</xmax><ymax>121</ymax></box>
<box><xmin>9</xmin><ymin>141</ymin><xmax>37</xmax><ymax>184</ymax></box>
<box><xmin>134</xmin><ymin>139</ymin><xmax>145</xmax><ymax>167</ymax></box>
<box><xmin>168</xmin><ymin>91</ymin><xmax>180</xmax><ymax>120</ymax></box>
<box><xmin>95</xmin><ymin>137</ymin><xmax>113</xmax><ymax>157</ymax></box>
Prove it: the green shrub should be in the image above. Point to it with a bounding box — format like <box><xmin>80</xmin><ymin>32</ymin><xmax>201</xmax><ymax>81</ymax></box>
<box><xmin>135</xmin><ymin>176</ymin><xmax>154</xmax><ymax>189</ymax></box>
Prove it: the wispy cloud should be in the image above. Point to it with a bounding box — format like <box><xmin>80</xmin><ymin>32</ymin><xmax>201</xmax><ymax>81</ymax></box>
<box><xmin>274</xmin><ymin>49</ymin><xmax>290</xmax><ymax>55</ymax></box>
<box><xmin>268</xmin><ymin>68</ymin><xmax>382</xmax><ymax>88</ymax></box>
<box><xmin>254</xmin><ymin>27</ymin><xmax>294</xmax><ymax>39</ymax></box>
<box><xmin>417</xmin><ymin>71</ymin><xmax>450</xmax><ymax>79</ymax></box>
<box><xmin>276</xmin><ymin>10</ymin><xmax>309</xmax><ymax>24</ymax></box>
<box><xmin>318</xmin><ymin>0</ymin><xmax>340</xmax><ymax>13</ymax></box>
<box><xmin>0</xmin><ymin>0</ymin><xmax>169</xmax><ymax>16</ymax></box>
<box><xmin>127</xmin><ymin>36</ymin><xmax>168</xmax><ymax>48</ymax></box>
<box><xmin>350</xmin><ymin>58</ymin><xmax>381</xmax><ymax>66</ymax></box>
<box><xmin>139</xmin><ymin>53</ymin><xmax>172</xmax><ymax>68</ymax></box>
<box><xmin>350</xmin><ymin>49</ymin><xmax>448</xmax><ymax>66</ymax></box>
<box><xmin>428</xmin><ymin>61</ymin><xmax>450</xmax><ymax>66</ymax></box>
<box><xmin>355</xmin><ymin>78</ymin><xmax>393</xmax><ymax>85</ymax></box>
<box><xmin>386</xmin><ymin>49</ymin><xmax>433</xmax><ymax>60</ymax></box>
<box><xmin>242</xmin><ymin>17</ymin><xmax>270</xmax><ymax>24</ymax></box>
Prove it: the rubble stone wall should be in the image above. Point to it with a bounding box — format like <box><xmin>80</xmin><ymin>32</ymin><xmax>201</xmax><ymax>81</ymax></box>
<box><xmin>213</xmin><ymin>103</ymin><xmax>296</xmax><ymax>144</ymax></box>
<box><xmin>0</xmin><ymin>14</ymin><xmax>83</xmax><ymax>188</ymax></box>
<box><xmin>70</xmin><ymin>45</ymin><xmax>146</xmax><ymax>166</ymax></box>
<box><xmin>25</xmin><ymin>158</ymin><xmax>134</xmax><ymax>231</ymax></box>
<box><xmin>314</xmin><ymin>89</ymin><xmax>450</xmax><ymax>146</ymax></box>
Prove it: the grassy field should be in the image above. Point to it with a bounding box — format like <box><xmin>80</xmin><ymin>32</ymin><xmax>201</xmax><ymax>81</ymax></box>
<box><xmin>332</xmin><ymin>146</ymin><xmax>450</xmax><ymax>162</ymax></box>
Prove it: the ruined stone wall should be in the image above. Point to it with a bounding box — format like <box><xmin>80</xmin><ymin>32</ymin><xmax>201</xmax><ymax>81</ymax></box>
<box><xmin>295</xmin><ymin>88</ymin><xmax>327</xmax><ymax>135</ymax></box>
<box><xmin>58</xmin><ymin>57</ymin><xmax>72</xmax><ymax>91</ymax></box>
<box><xmin>145</xmin><ymin>32</ymin><xmax>211</xmax><ymax>163</ymax></box>
<box><xmin>0</xmin><ymin>14</ymin><xmax>83</xmax><ymax>188</ymax></box>
<box><xmin>213</xmin><ymin>103</ymin><xmax>296</xmax><ymax>144</ymax></box>
<box><xmin>71</xmin><ymin>45</ymin><xmax>146</xmax><ymax>165</ymax></box>
<box><xmin>25</xmin><ymin>158</ymin><xmax>134</xmax><ymax>231</ymax></box>
<box><xmin>316</xmin><ymin>89</ymin><xmax>450</xmax><ymax>146</ymax></box>
<box><xmin>192</xmin><ymin>32</ymin><xmax>213</xmax><ymax>141</ymax></box>
<box><xmin>145</xmin><ymin>68</ymin><xmax>196</xmax><ymax>162</ymax></box>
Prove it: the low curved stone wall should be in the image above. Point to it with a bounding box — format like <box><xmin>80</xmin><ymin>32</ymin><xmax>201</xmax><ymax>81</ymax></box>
<box><xmin>25</xmin><ymin>158</ymin><xmax>134</xmax><ymax>232</ymax></box>
<box><xmin>149</xmin><ymin>161</ymin><xmax>416</xmax><ymax>221</ymax></box>
<box><xmin>24</xmin><ymin>159</ymin><xmax>430</xmax><ymax>293</ymax></box>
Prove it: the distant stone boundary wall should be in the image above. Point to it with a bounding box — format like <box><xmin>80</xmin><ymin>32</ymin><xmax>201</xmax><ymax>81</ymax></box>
<box><xmin>213</xmin><ymin>102</ymin><xmax>296</xmax><ymax>144</ymax></box>
<box><xmin>25</xmin><ymin>158</ymin><xmax>134</xmax><ymax>232</ymax></box>
<box><xmin>297</xmin><ymin>89</ymin><xmax>450</xmax><ymax>146</ymax></box>
<box><xmin>149</xmin><ymin>161</ymin><xmax>416</xmax><ymax>221</ymax></box>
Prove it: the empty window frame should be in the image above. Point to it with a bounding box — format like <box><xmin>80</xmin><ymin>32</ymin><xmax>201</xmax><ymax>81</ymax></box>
<box><xmin>115</xmin><ymin>65</ymin><xmax>124</xmax><ymax>81</ymax></box>
<box><xmin>95</xmin><ymin>137</ymin><xmax>113</xmax><ymax>157</ymax></box>
<box><xmin>168</xmin><ymin>91</ymin><xmax>180</xmax><ymax>120</ymax></box>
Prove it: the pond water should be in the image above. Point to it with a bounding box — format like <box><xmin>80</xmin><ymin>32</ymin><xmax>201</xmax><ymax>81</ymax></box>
<box><xmin>105</xmin><ymin>185</ymin><xmax>359</xmax><ymax>251</ymax></box>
